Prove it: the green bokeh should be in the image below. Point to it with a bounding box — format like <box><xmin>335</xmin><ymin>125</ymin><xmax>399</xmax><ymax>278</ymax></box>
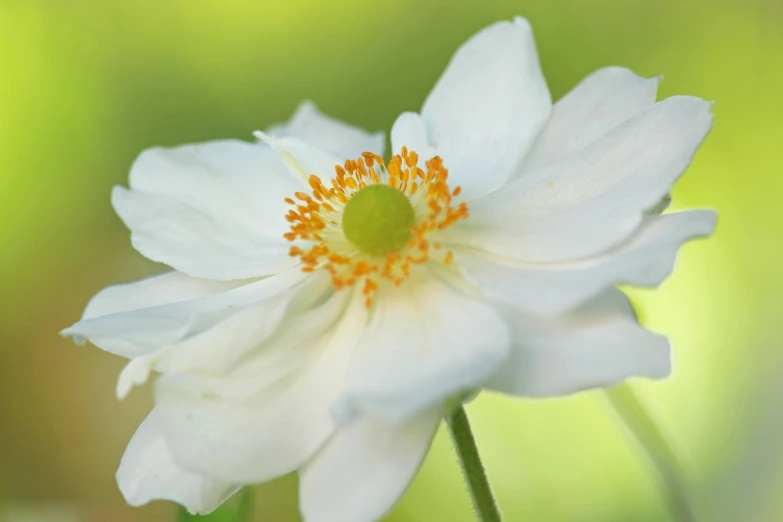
<box><xmin>1</xmin><ymin>0</ymin><xmax>782</xmax><ymax>521</ymax></box>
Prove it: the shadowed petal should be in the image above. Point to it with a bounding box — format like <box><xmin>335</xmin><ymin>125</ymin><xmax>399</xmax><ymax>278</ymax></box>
<box><xmin>333</xmin><ymin>271</ymin><xmax>510</xmax><ymax>423</ymax></box>
<box><xmin>299</xmin><ymin>410</ymin><xmax>441</xmax><ymax>522</ymax></box>
<box><xmin>458</xmin><ymin>210</ymin><xmax>716</xmax><ymax>315</ymax></box>
<box><xmin>117</xmin><ymin>409</ymin><xmax>239</xmax><ymax>514</ymax></box>
<box><xmin>153</xmin><ymin>291</ymin><xmax>368</xmax><ymax>483</ymax></box>
<box><xmin>487</xmin><ymin>289</ymin><xmax>670</xmax><ymax>397</ymax></box>
<box><xmin>522</xmin><ymin>67</ymin><xmax>659</xmax><ymax>171</ymax></box>
<box><xmin>447</xmin><ymin>96</ymin><xmax>713</xmax><ymax>262</ymax></box>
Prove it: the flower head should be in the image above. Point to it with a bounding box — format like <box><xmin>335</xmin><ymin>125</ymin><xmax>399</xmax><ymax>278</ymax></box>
<box><xmin>63</xmin><ymin>16</ymin><xmax>715</xmax><ymax>522</ymax></box>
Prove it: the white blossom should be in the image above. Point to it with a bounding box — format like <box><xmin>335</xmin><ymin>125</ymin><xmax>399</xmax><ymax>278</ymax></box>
<box><xmin>63</xmin><ymin>17</ymin><xmax>715</xmax><ymax>522</ymax></box>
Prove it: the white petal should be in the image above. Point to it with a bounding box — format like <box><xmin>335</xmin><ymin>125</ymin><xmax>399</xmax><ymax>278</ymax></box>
<box><xmin>487</xmin><ymin>289</ymin><xmax>671</xmax><ymax>397</ymax></box>
<box><xmin>81</xmin><ymin>271</ymin><xmax>242</xmax><ymax>321</ymax></box>
<box><xmin>522</xmin><ymin>67</ymin><xmax>659</xmax><ymax>171</ymax></box>
<box><xmin>390</xmin><ymin>112</ymin><xmax>436</xmax><ymax>161</ymax></box>
<box><xmin>256</xmin><ymin>132</ymin><xmax>342</xmax><ymax>186</ymax></box>
<box><xmin>119</xmin><ymin>139</ymin><xmax>301</xmax><ymax>279</ymax></box>
<box><xmin>451</xmin><ymin>96</ymin><xmax>713</xmax><ymax>262</ymax></box>
<box><xmin>333</xmin><ymin>271</ymin><xmax>510</xmax><ymax>423</ymax></box>
<box><xmin>409</xmin><ymin>17</ymin><xmax>551</xmax><ymax>200</ymax></box>
<box><xmin>270</xmin><ymin>100</ymin><xmax>384</xmax><ymax>159</ymax></box>
<box><xmin>129</xmin><ymin>140</ymin><xmax>299</xmax><ymax>238</ymax></box>
<box><xmin>153</xmin><ymin>291</ymin><xmax>368</xmax><ymax>483</ymax></box>
<box><xmin>459</xmin><ymin>210</ymin><xmax>717</xmax><ymax>315</ymax></box>
<box><xmin>300</xmin><ymin>410</ymin><xmax>441</xmax><ymax>522</ymax></box>
<box><xmin>117</xmin><ymin>354</ymin><xmax>159</xmax><ymax>400</ymax></box>
<box><xmin>152</xmin><ymin>272</ymin><xmax>330</xmax><ymax>377</ymax></box>
<box><xmin>113</xmin><ymin>187</ymin><xmax>296</xmax><ymax>280</ymax></box>
<box><xmin>117</xmin><ymin>409</ymin><xmax>239</xmax><ymax>514</ymax></box>
<box><xmin>61</xmin><ymin>268</ymin><xmax>309</xmax><ymax>363</ymax></box>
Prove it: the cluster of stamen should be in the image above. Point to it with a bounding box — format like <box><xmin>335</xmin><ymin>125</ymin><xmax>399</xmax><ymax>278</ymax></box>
<box><xmin>284</xmin><ymin>147</ymin><xmax>468</xmax><ymax>307</ymax></box>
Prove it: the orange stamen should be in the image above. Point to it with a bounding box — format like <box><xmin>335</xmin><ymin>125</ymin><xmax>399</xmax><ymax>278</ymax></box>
<box><xmin>282</xmin><ymin>149</ymin><xmax>468</xmax><ymax>307</ymax></box>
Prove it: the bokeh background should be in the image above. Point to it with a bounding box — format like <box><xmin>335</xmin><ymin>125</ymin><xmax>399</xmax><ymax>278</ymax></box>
<box><xmin>2</xmin><ymin>0</ymin><xmax>782</xmax><ymax>520</ymax></box>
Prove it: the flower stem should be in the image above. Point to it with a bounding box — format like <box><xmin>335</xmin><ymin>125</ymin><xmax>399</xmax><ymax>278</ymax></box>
<box><xmin>446</xmin><ymin>406</ymin><xmax>502</xmax><ymax>522</ymax></box>
<box><xmin>604</xmin><ymin>384</ymin><xmax>699</xmax><ymax>522</ymax></box>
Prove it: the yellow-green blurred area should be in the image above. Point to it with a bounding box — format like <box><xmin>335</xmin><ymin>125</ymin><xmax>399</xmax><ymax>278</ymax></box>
<box><xmin>1</xmin><ymin>0</ymin><xmax>782</xmax><ymax>520</ymax></box>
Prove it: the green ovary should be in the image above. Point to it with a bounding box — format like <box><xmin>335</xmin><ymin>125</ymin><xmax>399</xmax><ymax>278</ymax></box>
<box><xmin>342</xmin><ymin>184</ymin><xmax>415</xmax><ymax>256</ymax></box>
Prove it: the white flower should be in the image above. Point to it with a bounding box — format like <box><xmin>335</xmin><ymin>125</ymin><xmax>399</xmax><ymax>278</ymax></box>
<box><xmin>63</xmin><ymin>17</ymin><xmax>715</xmax><ymax>522</ymax></box>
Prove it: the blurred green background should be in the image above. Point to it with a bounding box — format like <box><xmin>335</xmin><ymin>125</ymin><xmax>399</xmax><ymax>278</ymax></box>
<box><xmin>1</xmin><ymin>0</ymin><xmax>782</xmax><ymax>520</ymax></box>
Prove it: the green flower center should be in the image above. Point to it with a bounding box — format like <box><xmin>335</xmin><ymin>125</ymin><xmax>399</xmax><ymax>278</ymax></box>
<box><xmin>342</xmin><ymin>184</ymin><xmax>415</xmax><ymax>256</ymax></box>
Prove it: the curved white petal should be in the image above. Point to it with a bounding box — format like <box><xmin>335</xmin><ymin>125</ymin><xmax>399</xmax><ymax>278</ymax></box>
<box><xmin>61</xmin><ymin>268</ymin><xmax>310</xmax><ymax>366</ymax></box>
<box><xmin>300</xmin><ymin>410</ymin><xmax>441</xmax><ymax>522</ymax></box>
<box><xmin>118</xmin><ymin>139</ymin><xmax>301</xmax><ymax>279</ymax></box>
<box><xmin>81</xmin><ymin>271</ymin><xmax>243</xmax><ymax>322</ymax></box>
<box><xmin>117</xmin><ymin>409</ymin><xmax>239</xmax><ymax>514</ymax></box>
<box><xmin>113</xmin><ymin>187</ymin><xmax>296</xmax><ymax>281</ymax></box>
<box><xmin>450</xmin><ymin>96</ymin><xmax>713</xmax><ymax>262</ymax></box>
<box><xmin>404</xmin><ymin>17</ymin><xmax>550</xmax><ymax>201</ymax></box>
<box><xmin>486</xmin><ymin>289</ymin><xmax>671</xmax><ymax>397</ymax></box>
<box><xmin>522</xmin><ymin>67</ymin><xmax>660</xmax><ymax>171</ymax></box>
<box><xmin>332</xmin><ymin>271</ymin><xmax>511</xmax><ymax>423</ymax></box>
<box><xmin>270</xmin><ymin>100</ymin><xmax>384</xmax><ymax>159</ymax></box>
<box><xmin>459</xmin><ymin>210</ymin><xmax>717</xmax><ymax>315</ymax></box>
<box><xmin>154</xmin><ymin>291</ymin><xmax>368</xmax><ymax>484</ymax></box>
<box><xmin>128</xmin><ymin>140</ymin><xmax>299</xmax><ymax>238</ymax></box>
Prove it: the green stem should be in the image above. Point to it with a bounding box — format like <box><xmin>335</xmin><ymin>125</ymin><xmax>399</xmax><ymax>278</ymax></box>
<box><xmin>446</xmin><ymin>406</ymin><xmax>502</xmax><ymax>522</ymax></box>
<box><xmin>604</xmin><ymin>384</ymin><xmax>699</xmax><ymax>522</ymax></box>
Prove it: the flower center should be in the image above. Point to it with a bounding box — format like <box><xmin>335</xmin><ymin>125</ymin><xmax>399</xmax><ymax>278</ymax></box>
<box><xmin>283</xmin><ymin>148</ymin><xmax>468</xmax><ymax>307</ymax></box>
<box><xmin>341</xmin><ymin>184</ymin><xmax>415</xmax><ymax>256</ymax></box>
